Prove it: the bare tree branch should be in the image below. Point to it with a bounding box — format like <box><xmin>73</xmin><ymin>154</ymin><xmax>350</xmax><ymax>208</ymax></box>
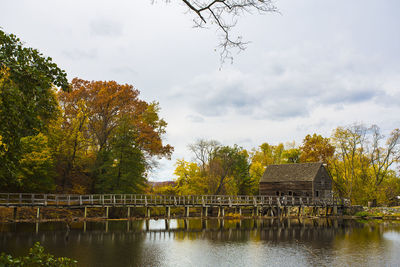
<box><xmin>178</xmin><ymin>0</ymin><xmax>278</xmax><ymax>64</ymax></box>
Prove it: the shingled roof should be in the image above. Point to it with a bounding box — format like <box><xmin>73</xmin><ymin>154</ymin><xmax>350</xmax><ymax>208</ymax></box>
<box><xmin>260</xmin><ymin>162</ymin><xmax>323</xmax><ymax>183</ymax></box>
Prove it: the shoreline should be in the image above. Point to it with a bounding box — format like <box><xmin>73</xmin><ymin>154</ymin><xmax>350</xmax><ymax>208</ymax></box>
<box><xmin>1</xmin><ymin>206</ymin><xmax>400</xmax><ymax>223</ymax></box>
<box><xmin>1</xmin><ymin>215</ymin><xmax>400</xmax><ymax>224</ymax></box>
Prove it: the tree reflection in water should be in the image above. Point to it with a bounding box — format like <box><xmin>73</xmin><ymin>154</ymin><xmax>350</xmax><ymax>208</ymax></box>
<box><xmin>1</xmin><ymin>219</ymin><xmax>400</xmax><ymax>266</ymax></box>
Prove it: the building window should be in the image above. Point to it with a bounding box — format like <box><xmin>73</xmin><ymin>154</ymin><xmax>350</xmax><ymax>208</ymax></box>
<box><xmin>315</xmin><ymin>191</ymin><xmax>319</xmax><ymax>197</ymax></box>
<box><xmin>288</xmin><ymin>191</ymin><xmax>292</xmax><ymax>196</ymax></box>
<box><xmin>276</xmin><ymin>191</ymin><xmax>280</xmax><ymax>196</ymax></box>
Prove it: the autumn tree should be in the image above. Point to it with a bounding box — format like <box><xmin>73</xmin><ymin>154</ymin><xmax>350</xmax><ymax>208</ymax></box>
<box><xmin>0</xmin><ymin>30</ymin><xmax>68</xmax><ymax>191</ymax></box>
<box><xmin>300</xmin><ymin>134</ymin><xmax>335</xmax><ymax>163</ymax></box>
<box><xmin>57</xmin><ymin>78</ymin><xmax>173</xmax><ymax>193</ymax></box>
<box><xmin>369</xmin><ymin>125</ymin><xmax>400</xmax><ymax>188</ymax></box>
<box><xmin>330</xmin><ymin>124</ymin><xmax>371</xmax><ymax>201</ymax></box>
<box><xmin>174</xmin><ymin>159</ymin><xmax>206</xmax><ymax>195</ymax></box>
<box><xmin>328</xmin><ymin>124</ymin><xmax>400</xmax><ymax>205</ymax></box>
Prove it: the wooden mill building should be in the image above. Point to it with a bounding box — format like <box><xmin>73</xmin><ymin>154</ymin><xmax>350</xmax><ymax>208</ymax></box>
<box><xmin>259</xmin><ymin>162</ymin><xmax>332</xmax><ymax>198</ymax></box>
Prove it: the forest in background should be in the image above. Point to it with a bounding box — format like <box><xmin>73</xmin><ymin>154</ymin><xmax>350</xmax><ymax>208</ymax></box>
<box><xmin>155</xmin><ymin>125</ymin><xmax>400</xmax><ymax>206</ymax></box>
<box><xmin>1</xmin><ymin>30</ymin><xmax>400</xmax><ymax>206</ymax></box>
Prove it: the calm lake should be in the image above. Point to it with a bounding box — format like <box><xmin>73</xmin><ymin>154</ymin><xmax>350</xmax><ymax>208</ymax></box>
<box><xmin>1</xmin><ymin>218</ymin><xmax>400</xmax><ymax>267</ymax></box>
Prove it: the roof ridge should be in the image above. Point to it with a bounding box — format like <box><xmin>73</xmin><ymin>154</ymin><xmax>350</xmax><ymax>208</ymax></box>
<box><xmin>267</xmin><ymin>162</ymin><xmax>323</xmax><ymax>167</ymax></box>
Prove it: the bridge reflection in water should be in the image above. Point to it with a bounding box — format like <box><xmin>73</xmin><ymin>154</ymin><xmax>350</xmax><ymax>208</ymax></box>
<box><xmin>1</xmin><ymin>219</ymin><xmax>399</xmax><ymax>267</ymax></box>
<box><xmin>1</xmin><ymin>218</ymin><xmax>354</xmax><ymax>242</ymax></box>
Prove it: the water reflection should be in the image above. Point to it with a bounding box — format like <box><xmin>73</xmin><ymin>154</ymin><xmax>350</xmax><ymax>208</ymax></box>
<box><xmin>1</xmin><ymin>219</ymin><xmax>400</xmax><ymax>266</ymax></box>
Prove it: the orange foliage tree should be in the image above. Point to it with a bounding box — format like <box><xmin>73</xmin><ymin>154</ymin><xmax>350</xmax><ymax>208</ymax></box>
<box><xmin>55</xmin><ymin>78</ymin><xmax>173</xmax><ymax>193</ymax></box>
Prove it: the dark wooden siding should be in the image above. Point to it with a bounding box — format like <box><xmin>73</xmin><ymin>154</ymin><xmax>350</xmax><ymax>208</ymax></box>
<box><xmin>259</xmin><ymin>181</ymin><xmax>313</xmax><ymax>196</ymax></box>
<box><xmin>259</xmin><ymin>165</ymin><xmax>333</xmax><ymax>197</ymax></box>
<box><xmin>313</xmin><ymin>166</ymin><xmax>332</xmax><ymax>197</ymax></box>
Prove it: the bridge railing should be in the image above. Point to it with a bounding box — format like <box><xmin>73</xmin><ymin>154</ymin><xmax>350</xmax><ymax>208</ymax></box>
<box><xmin>0</xmin><ymin>193</ymin><xmax>349</xmax><ymax>207</ymax></box>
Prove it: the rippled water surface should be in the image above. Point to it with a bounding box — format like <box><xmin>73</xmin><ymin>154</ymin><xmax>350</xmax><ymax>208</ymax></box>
<box><xmin>1</xmin><ymin>218</ymin><xmax>400</xmax><ymax>266</ymax></box>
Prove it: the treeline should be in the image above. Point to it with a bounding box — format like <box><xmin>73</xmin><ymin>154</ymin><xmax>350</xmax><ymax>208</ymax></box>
<box><xmin>155</xmin><ymin>125</ymin><xmax>400</xmax><ymax>206</ymax></box>
<box><xmin>0</xmin><ymin>30</ymin><xmax>172</xmax><ymax>194</ymax></box>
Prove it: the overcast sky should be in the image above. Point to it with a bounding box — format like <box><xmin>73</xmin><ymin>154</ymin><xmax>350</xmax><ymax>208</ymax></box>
<box><xmin>2</xmin><ymin>0</ymin><xmax>399</xmax><ymax>181</ymax></box>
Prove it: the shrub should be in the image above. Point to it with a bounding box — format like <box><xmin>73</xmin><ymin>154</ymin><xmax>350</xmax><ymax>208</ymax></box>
<box><xmin>0</xmin><ymin>242</ymin><xmax>77</xmax><ymax>266</ymax></box>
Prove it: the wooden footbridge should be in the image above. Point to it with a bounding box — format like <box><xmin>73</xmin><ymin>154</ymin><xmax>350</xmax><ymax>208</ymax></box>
<box><xmin>0</xmin><ymin>193</ymin><xmax>349</xmax><ymax>220</ymax></box>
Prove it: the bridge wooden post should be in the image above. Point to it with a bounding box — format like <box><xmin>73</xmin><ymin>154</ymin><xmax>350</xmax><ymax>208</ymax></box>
<box><xmin>184</xmin><ymin>206</ymin><xmax>190</xmax><ymax>217</ymax></box>
<box><xmin>84</xmin><ymin>207</ymin><xmax>87</xmax><ymax>218</ymax></box>
<box><xmin>165</xmin><ymin>219</ymin><xmax>170</xmax><ymax>230</ymax></box>
<box><xmin>127</xmin><ymin>207</ymin><xmax>131</xmax><ymax>218</ymax></box>
<box><xmin>36</xmin><ymin>207</ymin><xmax>40</xmax><ymax>220</ymax></box>
<box><xmin>205</xmin><ymin>207</ymin><xmax>208</xmax><ymax>217</ymax></box>
<box><xmin>218</xmin><ymin>207</ymin><xmax>221</xmax><ymax>217</ymax></box>
<box><xmin>166</xmin><ymin>206</ymin><xmax>170</xmax><ymax>218</ymax></box>
<box><xmin>239</xmin><ymin>207</ymin><xmax>242</xmax><ymax>216</ymax></box>
<box><xmin>333</xmin><ymin>205</ymin><xmax>337</xmax><ymax>215</ymax></box>
<box><xmin>202</xmin><ymin>219</ymin><xmax>207</xmax><ymax>230</ymax></box>
<box><xmin>146</xmin><ymin>207</ymin><xmax>151</xmax><ymax>218</ymax></box>
<box><xmin>105</xmin><ymin>207</ymin><xmax>109</xmax><ymax>219</ymax></box>
<box><xmin>13</xmin><ymin>207</ymin><xmax>17</xmax><ymax>221</ymax></box>
<box><xmin>221</xmin><ymin>207</ymin><xmax>225</xmax><ymax>217</ymax></box>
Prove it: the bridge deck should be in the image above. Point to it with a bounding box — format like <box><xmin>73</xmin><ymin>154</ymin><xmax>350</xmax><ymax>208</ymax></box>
<box><xmin>0</xmin><ymin>193</ymin><xmax>348</xmax><ymax>208</ymax></box>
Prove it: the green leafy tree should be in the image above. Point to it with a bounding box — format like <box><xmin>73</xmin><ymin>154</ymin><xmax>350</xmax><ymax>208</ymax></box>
<box><xmin>0</xmin><ymin>29</ymin><xmax>68</xmax><ymax>191</ymax></box>
<box><xmin>209</xmin><ymin>145</ymin><xmax>251</xmax><ymax>195</ymax></box>
<box><xmin>17</xmin><ymin>133</ymin><xmax>55</xmax><ymax>192</ymax></box>
<box><xmin>96</xmin><ymin>116</ymin><xmax>147</xmax><ymax>193</ymax></box>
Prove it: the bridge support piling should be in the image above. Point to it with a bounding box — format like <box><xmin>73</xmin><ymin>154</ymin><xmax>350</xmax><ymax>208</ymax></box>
<box><xmin>333</xmin><ymin>205</ymin><xmax>338</xmax><ymax>215</ymax></box>
<box><xmin>239</xmin><ymin>207</ymin><xmax>242</xmax><ymax>216</ymax></box>
<box><xmin>165</xmin><ymin>219</ymin><xmax>170</xmax><ymax>230</ymax></box>
<box><xmin>205</xmin><ymin>207</ymin><xmax>208</xmax><ymax>217</ymax></box>
<box><xmin>146</xmin><ymin>207</ymin><xmax>151</xmax><ymax>218</ymax></box>
<box><xmin>84</xmin><ymin>207</ymin><xmax>87</xmax><ymax>219</ymax></box>
<box><xmin>105</xmin><ymin>207</ymin><xmax>109</xmax><ymax>219</ymax></box>
<box><xmin>36</xmin><ymin>207</ymin><xmax>40</xmax><ymax>220</ymax></box>
<box><xmin>166</xmin><ymin>206</ymin><xmax>170</xmax><ymax>218</ymax></box>
<box><xmin>202</xmin><ymin>219</ymin><xmax>207</xmax><ymax>230</ymax></box>
<box><xmin>127</xmin><ymin>207</ymin><xmax>131</xmax><ymax>218</ymax></box>
<box><xmin>184</xmin><ymin>206</ymin><xmax>190</xmax><ymax>217</ymax></box>
<box><xmin>219</xmin><ymin>219</ymin><xmax>224</xmax><ymax>229</ymax></box>
<box><xmin>13</xmin><ymin>207</ymin><xmax>17</xmax><ymax>221</ymax></box>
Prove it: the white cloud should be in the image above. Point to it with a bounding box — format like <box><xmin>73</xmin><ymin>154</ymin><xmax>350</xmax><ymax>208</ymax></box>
<box><xmin>1</xmin><ymin>0</ymin><xmax>399</xmax><ymax>181</ymax></box>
